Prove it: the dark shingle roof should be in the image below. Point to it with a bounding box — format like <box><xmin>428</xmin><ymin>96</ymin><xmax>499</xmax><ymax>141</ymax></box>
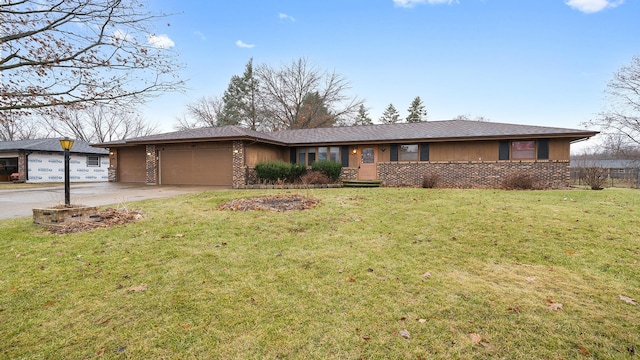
<box><xmin>94</xmin><ymin>120</ymin><xmax>598</xmax><ymax>147</ymax></box>
<box><xmin>0</xmin><ymin>138</ymin><xmax>108</xmax><ymax>154</ymax></box>
<box><xmin>95</xmin><ymin>126</ymin><xmax>283</xmax><ymax>146</ymax></box>
<box><xmin>270</xmin><ymin>120</ymin><xmax>597</xmax><ymax>145</ymax></box>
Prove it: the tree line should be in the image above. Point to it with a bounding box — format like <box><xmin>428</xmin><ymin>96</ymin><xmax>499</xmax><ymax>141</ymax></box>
<box><xmin>175</xmin><ymin>58</ymin><xmax>430</xmax><ymax>131</ymax></box>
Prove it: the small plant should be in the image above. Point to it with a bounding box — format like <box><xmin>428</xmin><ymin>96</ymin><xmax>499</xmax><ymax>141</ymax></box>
<box><xmin>311</xmin><ymin>160</ymin><xmax>342</xmax><ymax>182</ymax></box>
<box><xmin>580</xmin><ymin>166</ymin><xmax>607</xmax><ymax>190</ymax></box>
<box><xmin>422</xmin><ymin>174</ymin><xmax>439</xmax><ymax>188</ymax></box>
<box><xmin>300</xmin><ymin>171</ymin><xmax>330</xmax><ymax>185</ymax></box>
<box><xmin>502</xmin><ymin>172</ymin><xmax>538</xmax><ymax>190</ymax></box>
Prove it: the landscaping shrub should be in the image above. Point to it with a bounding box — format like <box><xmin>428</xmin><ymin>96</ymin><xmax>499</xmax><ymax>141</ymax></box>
<box><xmin>502</xmin><ymin>172</ymin><xmax>538</xmax><ymax>190</ymax></box>
<box><xmin>579</xmin><ymin>166</ymin><xmax>607</xmax><ymax>190</ymax></box>
<box><xmin>422</xmin><ymin>174</ymin><xmax>439</xmax><ymax>188</ymax></box>
<box><xmin>290</xmin><ymin>163</ymin><xmax>307</xmax><ymax>182</ymax></box>
<box><xmin>300</xmin><ymin>171</ymin><xmax>331</xmax><ymax>185</ymax></box>
<box><xmin>254</xmin><ymin>161</ymin><xmax>306</xmax><ymax>183</ymax></box>
<box><xmin>311</xmin><ymin>160</ymin><xmax>342</xmax><ymax>182</ymax></box>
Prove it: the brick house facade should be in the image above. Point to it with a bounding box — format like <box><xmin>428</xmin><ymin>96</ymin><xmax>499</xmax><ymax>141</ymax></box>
<box><xmin>94</xmin><ymin>120</ymin><xmax>597</xmax><ymax>189</ymax></box>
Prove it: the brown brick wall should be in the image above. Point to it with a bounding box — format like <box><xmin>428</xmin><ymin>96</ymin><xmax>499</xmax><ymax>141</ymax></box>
<box><xmin>378</xmin><ymin>161</ymin><xmax>570</xmax><ymax>188</ymax></box>
<box><xmin>232</xmin><ymin>141</ymin><xmax>246</xmax><ymax>188</ymax></box>
<box><xmin>18</xmin><ymin>151</ymin><xmax>27</xmax><ymax>182</ymax></box>
<box><xmin>145</xmin><ymin>145</ymin><xmax>157</xmax><ymax>185</ymax></box>
<box><xmin>339</xmin><ymin>167</ymin><xmax>358</xmax><ymax>181</ymax></box>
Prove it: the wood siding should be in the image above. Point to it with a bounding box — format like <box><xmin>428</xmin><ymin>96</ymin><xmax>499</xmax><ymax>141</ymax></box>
<box><xmin>245</xmin><ymin>143</ymin><xmax>287</xmax><ymax>167</ymax></box>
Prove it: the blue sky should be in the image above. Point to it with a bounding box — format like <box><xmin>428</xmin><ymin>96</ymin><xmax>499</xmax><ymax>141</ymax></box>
<box><xmin>143</xmin><ymin>0</ymin><xmax>639</xmax><ymax>149</ymax></box>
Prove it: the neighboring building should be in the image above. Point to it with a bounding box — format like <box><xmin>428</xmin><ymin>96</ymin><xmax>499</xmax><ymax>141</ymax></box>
<box><xmin>570</xmin><ymin>158</ymin><xmax>640</xmax><ymax>182</ymax></box>
<box><xmin>94</xmin><ymin>120</ymin><xmax>598</xmax><ymax>188</ymax></box>
<box><xmin>0</xmin><ymin>138</ymin><xmax>109</xmax><ymax>183</ymax></box>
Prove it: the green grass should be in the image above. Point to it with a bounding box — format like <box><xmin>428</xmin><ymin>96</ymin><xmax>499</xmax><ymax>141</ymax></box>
<box><xmin>1</xmin><ymin>188</ymin><xmax>639</xmax><ymax>359</ymax></box>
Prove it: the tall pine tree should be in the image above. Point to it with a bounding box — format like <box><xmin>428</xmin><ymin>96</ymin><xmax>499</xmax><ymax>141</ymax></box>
<box><xmin>221</xmin><ymin>58</ymin><xmax>262</xmax><ymax>130</ymax></box>
<box><xmin>379</xmin><ymin>104</ymin><xmax>401</xmax><ymax>124</ymax></box>
<box><xmin>353</xmin><ymin>104</ymin><xmax>373</xmax><ymax>126</ymax></box>
<box><xmin>406</xmin><ymin>96</ymin><xmax>427</xmax><ymax>123</ymax></box>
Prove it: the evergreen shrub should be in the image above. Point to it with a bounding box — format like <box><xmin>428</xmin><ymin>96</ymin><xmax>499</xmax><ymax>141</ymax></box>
<box><xmin>311</xmin><ymin>160</ymin><xmax>342</xmax><ymax>182</ymax></box>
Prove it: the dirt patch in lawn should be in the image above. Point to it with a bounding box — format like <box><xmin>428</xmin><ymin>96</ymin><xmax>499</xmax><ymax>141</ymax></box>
<box><xmin>218</xmin><ymin>194</ymin><xmax>320</xmax><ymax>212</ymax></box>
<box><xmin>49</xmin><ymin>208</ymin><xmax>145</xmax><ymax>234</ymax></box>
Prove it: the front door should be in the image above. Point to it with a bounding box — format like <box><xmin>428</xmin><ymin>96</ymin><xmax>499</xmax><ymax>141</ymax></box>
<box><xmin>358</xmin><ymin>146</ymin><xmax>377</xmax><ymax>180</ymax></box>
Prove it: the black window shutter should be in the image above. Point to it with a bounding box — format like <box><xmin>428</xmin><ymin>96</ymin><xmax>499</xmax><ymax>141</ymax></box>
<box><xmin>420</xmin><ymin>143</ymin><xmax>430</xmax><ymax>161</ymax></box>
<box><xmin>341</xmin><ymin>146</ymin><xmax>349</xmax><ymax>167</ymax></box>
<box><xmin>390</xmin><ymin>144</ymin><xmax>399</xmax><ymax>161</ymax></box>
<box><xmin>499</xmin><ymin>141</ymin><xmax>510</xmax><ymax>160</ymax></box>
<box><xmin>290</xmin><ymin>148</ymin><xmax>297</xmax><ymax>163</ymax></box>
<box><xmin>537</xmin><ymin>139</ymin><xmax>549</xmax><ymax>160</ymax></box>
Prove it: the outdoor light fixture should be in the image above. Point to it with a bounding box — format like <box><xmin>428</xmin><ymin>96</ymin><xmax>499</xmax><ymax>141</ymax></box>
<box><xmin>59</xmin><ymin>137</ymin><xmax>74</xmax><ymax>151</ymax></box>
<box><xmin>352</xmin><ymin>146</ymin><xmax>357</xmax><ymax>154</ymax></box>
<box><xmin>59</xmin><ymin>137</ymin><xmax>74</xmax><ymax>207</ymax></box>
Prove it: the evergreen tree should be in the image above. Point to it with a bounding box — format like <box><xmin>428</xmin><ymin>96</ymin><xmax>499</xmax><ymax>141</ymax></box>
<box><xmin>294</xmin><ymin>91</ymin><xmax>335</xmax><ymax>128</ymax></box>
<box><xmin>406</xmin><ymin>96</ymin><xmax>427</xmax><ymax>123</ymax></box>
<box><xmin>221</xmin><ymin>58</ymin><xmax>262</xmax><ymax>130</ymax></box>
<box><xmin>353</xmin><ymin>104</ymin><xmax>373</xmax><ymax>126</ymax></box>
<box><xmin>379</xmin><ymin>104</ymin><xmax>401</xmax><ymax>124</ymax></box>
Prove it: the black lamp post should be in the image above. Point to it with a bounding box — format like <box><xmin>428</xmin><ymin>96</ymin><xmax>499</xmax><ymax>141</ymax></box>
<box><xmin>59</xmin><ymin>137</ymin><xmax>74</xmax><ymax>207</ymax></box>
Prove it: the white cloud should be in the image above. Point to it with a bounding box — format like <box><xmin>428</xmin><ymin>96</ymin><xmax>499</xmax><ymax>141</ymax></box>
<box><xmin>235</xmin><ymin>40</ymin><xmax>255</xmax><ymax>49</ymax></box>
<box><xmin>279</xmin><ymin>13</ymin><xmax>295</xmax><ymax>22</ymax></box>
<box><xmin>147</xmin><ymin>34</ymin><xmax>175</xmax><ymax>49</ymax></box>
<box><xmin>565</xmin><ymin>0</ymin><xmax>624</xmax><ymax>13</ymax></box>
<box><xmin>193</xmin><ymin>30</ymin><xmax>207</xmax><ymax>41</ymax></box>
<box><xmin>393</xmin><ymin>0</ymin><xmax>458</xmax><ymax>8</ymax></box>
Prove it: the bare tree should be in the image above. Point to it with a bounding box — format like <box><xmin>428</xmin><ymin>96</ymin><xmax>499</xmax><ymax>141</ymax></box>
<box><xmin>39</xmin><ymin>105</ymin><xmax>158</xmax><ymax>143</ymax></box>
<box><xmin>0</xmin><ymin>0</ymin><xmax>183</xmax><ymax>119</ymax></box>
<box><xmin>0</xmin><ymin>112</ymin><xmax>48</xmax><ymax>141</ymax></box>
<box><xmin>257</xmin><ymin>58</ymin><xmax>362</xmax><ymax>130</ymax></box>
<box><xmin>585</xmin><ymin>55</ymin><xmax>640</xmax><ymax>146</ymax></box>
<box><xmin>174</xmin><ymin>96</ymin><xmax>224</xmax><ymax>130</ymax></box>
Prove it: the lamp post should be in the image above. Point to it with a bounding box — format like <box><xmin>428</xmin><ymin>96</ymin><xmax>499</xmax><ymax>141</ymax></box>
<box><xmin>59</xmin><ymin>137</ymin><xmax>74</xmax><ymax>207</ymax></box>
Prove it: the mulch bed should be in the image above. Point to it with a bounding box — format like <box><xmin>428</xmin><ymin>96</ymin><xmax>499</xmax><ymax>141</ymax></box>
<box><xmin>50</xmin><ymin>208</ymin><xmax>145</xmax><ymax>234</ymax></box>
<box><xmin>218</xmin><ymin>194</ymin><xmax>320</xmax><ymax>212</ymax></box>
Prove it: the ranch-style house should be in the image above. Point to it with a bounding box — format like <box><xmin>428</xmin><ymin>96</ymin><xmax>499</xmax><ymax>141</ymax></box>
<box><xmin>93</xmin><ymin>120</ymin><xmax>598</xmax><ymax>188</ymax></box>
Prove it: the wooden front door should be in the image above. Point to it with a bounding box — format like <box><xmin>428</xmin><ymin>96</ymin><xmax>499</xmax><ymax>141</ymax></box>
<box><xmin>358</xmin><ymin>146</ymin><xmax>377</xmax><ymax>180</ymax></box>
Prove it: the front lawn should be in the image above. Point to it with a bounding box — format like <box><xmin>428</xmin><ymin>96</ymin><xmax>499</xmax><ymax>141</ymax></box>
<box><xmin>1</xmin><ymin>188</ymin><xmax>639</xmax><ymax>359</ymax></box>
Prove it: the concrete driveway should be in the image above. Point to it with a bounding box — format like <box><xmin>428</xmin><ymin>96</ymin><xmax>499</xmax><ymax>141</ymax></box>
<box><xmin>0</xmin><ymin>183</ymin><xmax>226</xmax><ymax>220</ymax></box>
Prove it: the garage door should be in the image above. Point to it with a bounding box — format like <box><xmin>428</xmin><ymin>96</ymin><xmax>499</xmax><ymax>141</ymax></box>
<box><xmin>118</xmin><ymin>147</ymin><xmax>147</xmax><ymax>183</ymax></box>
<box><xmin>159</xmin><ymin>148</ymin><xmax>233</xmax><ymax>186</ymax></box>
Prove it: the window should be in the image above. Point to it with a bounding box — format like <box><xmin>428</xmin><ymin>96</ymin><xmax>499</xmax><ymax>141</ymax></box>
<box><xmin>511</xmin><ymin>141</ymin><xmax>535</xmax><ymax>159</ymax></box>
<box><xmin>298</xmin><ymin>146</ymin><xmax>339</xmax><ymax>166</ymax></box>
<box><xmin>399</xmin><ymin>144</ymin><xmax>419</xmax><ymax>161</ymax></box>
<box><xmin>86</xmin><ymin>155</ymin><xmax>100</xmax><ymax>167</ymax></box>
<box><xmin>317</xmin><ymin>146</ymin><xmax>340</xmax><ymax>163</ymax></box>
<box><xmin>329</xmin><ymin>147</ymin><xmax>340</xmax><ymax>162</ymax></box>
<box><xmin>298</xmin><ymin>148</ymin><xmax>306</xmax><ymax>164</ymax></box>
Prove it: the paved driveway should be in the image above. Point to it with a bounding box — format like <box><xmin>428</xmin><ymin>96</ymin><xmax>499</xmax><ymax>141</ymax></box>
<box><xmin>0</xmin><ymin>183</ymin><xmax>226</xmax><ymax>220</ymax></box>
